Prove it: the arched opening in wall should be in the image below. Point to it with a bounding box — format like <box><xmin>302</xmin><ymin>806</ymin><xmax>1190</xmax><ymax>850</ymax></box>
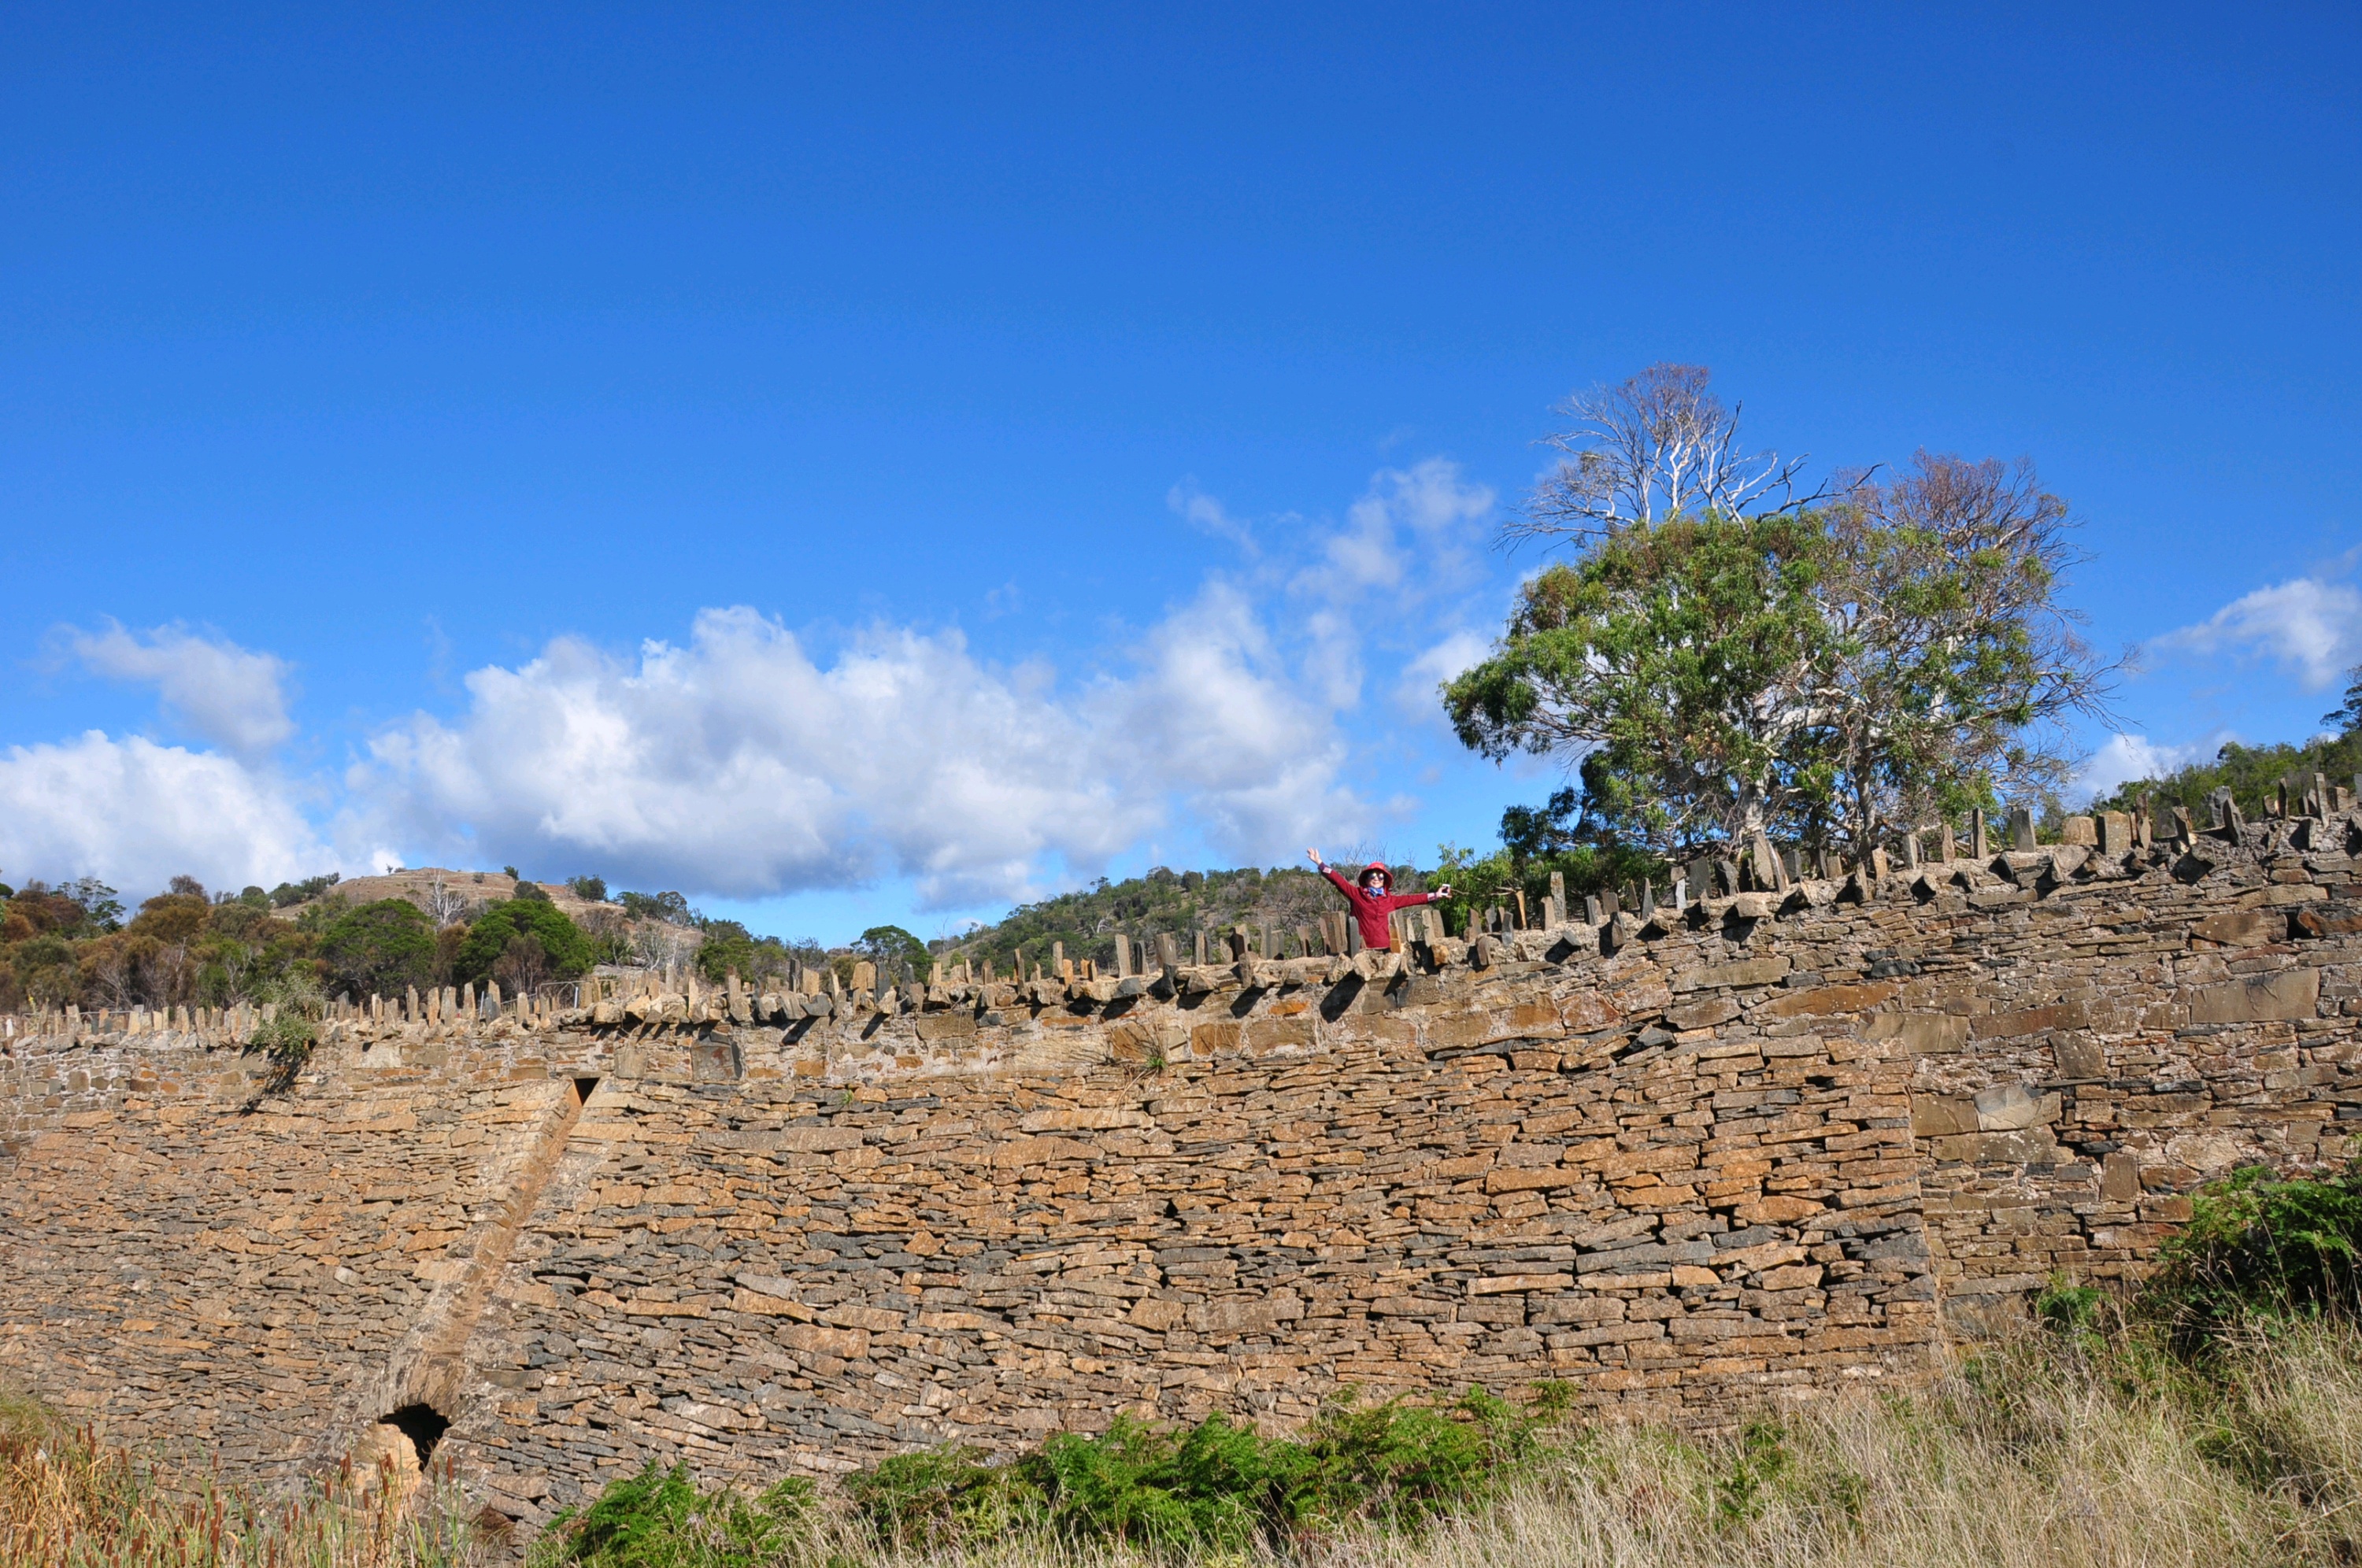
<box><xmin>573</xmin><ymin>1076</ymin><xmax>601</xmax><ymax>1108</ymax></box>
<box><xmin>378</xmin><ymin>1404</ymin><xmax>451</xmax><ymax>1470</ymax></box>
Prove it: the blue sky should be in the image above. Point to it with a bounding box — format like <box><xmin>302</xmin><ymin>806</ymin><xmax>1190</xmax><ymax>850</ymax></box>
<box><xmin>2</xmin><ymin>3</ymin><xmax>2356</xmax><ymax>945</ymax></box>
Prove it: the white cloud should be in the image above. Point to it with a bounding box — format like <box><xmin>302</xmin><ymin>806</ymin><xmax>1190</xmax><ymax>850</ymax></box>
<box><xmin>1167</xmin><ymin>480</ymin><xmax>1257</xmax><ymax>553</ymax></box>
<box><xmin>354</xmin><ymin>592</ymin><xmax>1378</xmax><ymax>910</ymax></box>
<box><xmin>0</xmin><ymin>732</ymin><xmax>331</xmax><ymax>896</ymax></box>
<box><xmin>1299</xmin><ymin>458</ymin><xmax>1494</xmax><ymax>599</ymax></box>
<box><xmin>66</xmin><ymin>622</ymin><xmax>296</xmax><ymax>760</ymax></box>
<box><xmin>1394</xmin><ymin>629</ymin><xmax>1492</xmax><ymax>720</ymax></box>
<box><xmin>13</xmin><ymin>460</ymin><xmax>1496</xmax><ymax>915</ymax></box>
<box><xmin>2149</xmin><ymin>575</ymin><xmax>2362</xmax><ymax>690</ymax></box>
<box><xmin>2075</xmin><ymin>733</ymin><xmax>2220</xmax><ymax>803</ymax></box>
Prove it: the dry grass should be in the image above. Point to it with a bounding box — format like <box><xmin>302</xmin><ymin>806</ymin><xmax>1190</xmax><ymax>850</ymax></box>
<box><xmin>0</xmin><ymin>1389</ymin><xmax>490</xmax><ymax>1567</ymax></box>
<box><xmin>15</xmin><ymin>1324</ymin><xmax>2362</xmax><ymax>1567</ymax></box>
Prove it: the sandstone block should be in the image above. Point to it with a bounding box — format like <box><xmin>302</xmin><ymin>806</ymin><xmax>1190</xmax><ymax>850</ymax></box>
<box><xmin>1971</xmin><ymin>1084</ymin><xmax>2060</xmax><ymax>1131</ymax></box>
<box><xmin>1927</xmin><ymin>1127</ymin><xmax>2058</xmax><ymax>1163</ymax></box>
<box><xmin>1971</xmin><ymin>1002</ymin><xmax>2088</xmax><ymax>1038</ymax></box>
<box><xmin>1910</xmin><ymin>1095</ymin><xmax>1979</xmax><ymax>1137</ymax></box>
<box><xmin>1671</xmin><ymin>956</ymin><xmax>1790</xmax><ymax>994</ymax></box>
<box><xmin>2189</xmin><ymin>968</ymin><xmax>2319</xmax><ymax>1024</ymax></box>
<box><xmin>1863</xmin><ymin>1013</ymin><xmax>1969</xmax><ymax>1054</ymax></box>
<box><xmin>1764</xmin><ymin>982</ymin><xmax>1901</xmax><ymax>1019</ymax></box>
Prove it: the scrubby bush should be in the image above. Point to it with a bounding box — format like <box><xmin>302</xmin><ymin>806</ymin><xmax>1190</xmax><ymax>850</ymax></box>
<box><xmin>2145</xmin><ymin>1160</ymin><xmax>2362</xmax><ymax>1350</ymax></box>
<box><xmin>842</xmin><ymin>1389</ymin><xmax>1553</xmax><ymax>1554</ymax></box>
<box><xmin>266</xmin><ymin>871</ymin><xmax>340</xmax><ymax>908</ymax></box>
<box><xmin>528</xmin><ymin>1459</ymin><xmax>811</xmax><ymax>1566</ymax></box>
<box><xmin>320</xmin><ymin>900</ymin><xmax>439</xmax><ymax>1000</ymax></box>
<box><xmin>452</xmin><ymin>899</ymin><xmax>594</xmax><ymax>989</ymax></box>
<box><xmin>618</xmin><ymin>889</ymin><xmax>694</xmax><ymax>924</ymax></box>
<box><xmin>566</xmin><ymin>875</ymin><xmax>609</xmax><ymax>903</ymax></box>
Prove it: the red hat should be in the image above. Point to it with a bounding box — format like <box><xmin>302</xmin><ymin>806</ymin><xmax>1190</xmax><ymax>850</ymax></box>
<box><xmin>1360</xmin><ymin>862</ymin><xmax>1393</xmax><ymax>888</ymax></box>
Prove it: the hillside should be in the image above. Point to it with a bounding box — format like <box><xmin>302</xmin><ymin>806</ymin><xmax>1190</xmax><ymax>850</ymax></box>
<box><xmin>281</xmin><ymin>866</ymin><xmax>620</xmax><ymax>926</ymax></box>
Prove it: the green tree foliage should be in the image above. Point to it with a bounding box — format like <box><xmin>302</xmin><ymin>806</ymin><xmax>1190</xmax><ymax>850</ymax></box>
<box><xmin>1448</xmin><ymin>511</ymin><xmax>1834</xmax><ymax>856</ymax></box>
<box><xmin>1423</xmin><ymin>790</ymin><xmax>1667</xmax><ymax>937</ymax></box>
<box><xmin>687</xmin><ymin>920</ymin><xmax>824</xmax><ymax>986</ymax></box>
<box><xmin>2090</xmin><ymin>692</ymin><xmax>2362</xmax><ymax>823</ymax></box>
<box><xmin>1451</xmin><ymin>370</ymin><xmax>2110</xmax><ymax>861</ymax></box>
<box><xmin>853</xmin><ymin>924</ymin><xmax>931</xmax><ymax>976</ymax></box>
<box><xmin>567</xmin><ymin>875</ymin><xmax>609</xmax><ymax>903</ymax></box>
<box><xmin>944</xmin><ymin>864</ymin><xmax>1395</xmax><ymax>975</ymax></box>
<box><xmin>2327</xmin><ymin>664</ymin><xmax>2362</xmax><ymax>735</ymax></box>
<box><xmin>452</xmin><ymin>898</ymin><xmax>594</xmax><ymax>988</ymax></box>
<box><xmin>318</xmin><ymin>899</ymin><xmax>439</xmax><ymax>999</ymax></box>
<box><xmin>0</xmin><ymin>876</ymin><xmax>320</xmax><ymax>1014</ymax></box>
<box><xmin>617</xmin><ymin>889</ymin><xmax>693</xmax><ymax>924</ymax></box>
<box><xmin>265</xmin><ymin>871</ymin><xmax>339</xmax><ymax>909</ymax></box>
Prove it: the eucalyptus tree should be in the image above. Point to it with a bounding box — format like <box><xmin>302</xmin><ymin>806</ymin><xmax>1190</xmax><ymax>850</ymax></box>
<box><xmin>1449</xmin><ymin>368</ymin><xmax>2114</xmax><ymax>861</ymax></box>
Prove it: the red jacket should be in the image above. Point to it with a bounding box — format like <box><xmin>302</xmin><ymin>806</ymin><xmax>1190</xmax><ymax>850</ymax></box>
<box><xmin>1321</xmin><ymin>864</ymin><xmax>1442</xmax><ymax>951</ymax></box>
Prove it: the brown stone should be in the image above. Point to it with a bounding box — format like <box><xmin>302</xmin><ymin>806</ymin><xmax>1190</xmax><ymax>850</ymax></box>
<box><xmin>1910</xmin><ymin>1095</ymin><xmax>1979</xmax><ymax>1137</ymax></box>
<box><xmin>1669</xmin><ymin>956</ymin><xmax>1790</xmax><ymax>994</ymax></box>
<box><xmin>2192</xmin><ymin>910</ymin><xmax>2275</xmax><ymax>947</ymax></box>
<box><xmin>1971</xmin><ymin>1002</ymin><xmax>2089</xmax><ymax>1038</ymax></box>
<box><xmin>1763</xmin><ymin>982</ymin><xmax>1901</xmax><ymax>1019</ymax></box>
<box><xmin>1863</xmin><ymin>1013</ymin><xmax>1970</xmax><ymax>1054</ymax></box>
<box><xmin>2189</xmin><ymin>968</ymin><xmax>2319</xmax><ymax>1024</ymax></box>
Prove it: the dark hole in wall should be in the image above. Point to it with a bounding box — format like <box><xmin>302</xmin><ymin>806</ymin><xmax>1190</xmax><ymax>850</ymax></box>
<box><xmin>574</xmin><ymin>1076</ymin><xmax>602</xmax><ymax>1107</ymax></box>
<box><xmin>379</xmin><ymin>1404</ymin><xmax>451</xmax><ymax>1469</ymax></box>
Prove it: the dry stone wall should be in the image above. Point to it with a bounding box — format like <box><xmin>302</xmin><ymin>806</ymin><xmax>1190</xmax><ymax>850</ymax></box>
<box><xmin>3</xmin><ymin>799</ymin><xmax>2360</xmax><ymax>1533</ymax></box>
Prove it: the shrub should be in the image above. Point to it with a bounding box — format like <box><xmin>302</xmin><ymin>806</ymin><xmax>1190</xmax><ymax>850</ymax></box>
<box><xmin>320</xmin><ymin>900</ymin><xmax>439</xmax><ymax>1000</ymax></box>
<box><xmin>528</xmin><ymin>1459</ymin><xmax>811</xmax><ymax>1567</ymax></box>
<box><xmin>619</xmin><ymin>889</ymin><xmax>693</xmax><ymax>924</ymax></box>
<box><xmin>2145</xmin><ymin>1160</ymin><xmax>2362</xmax><ymax>1350</ymax></box>
<box><xmin>567</xmin><ymin>875</ymin><xmax>609</xmax><ymax>903</ymax></box>
<box><xmin>842</xmin><ymin>1390</ymin><xmax>1556</xmax><ymax>1554</ymax></box>
<box><xmin>453</xmin><ymin>900</ymin><xmax>594</xmax><ymax>989</ymax></box>
<box><xmin>267</xmin><ymin>871</ymin><xmax>340</xmax><ymax>909</ymax></box>
<box><xmin>841</xmin><ymin>1445</ymin><xmax>1041</xmax><ymax>1551</ymax></box>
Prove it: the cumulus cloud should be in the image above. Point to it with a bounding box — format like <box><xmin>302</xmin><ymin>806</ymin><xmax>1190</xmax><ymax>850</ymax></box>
<box><xmin>1167</xmin><ymin>480</ymin><xmax>1258</xmax><ymax>553</ymax></box>
<box><xmin>66</xmin><ymin>622</ymin><xmax>296</xmax><ymax>760</ymax></box>
<box><xmin>1393</xmin><ymin>629</ymin><xmax>1493</xmax><ymax>721</ymax></box>
<box><xmin>2149</xmin><ymin>575</ymin><xmax>2362</xmax><ymax>690</ymax></box>
<box><xmin>354</xmin><ymin>590</ymin><xmax>1377</xmax><ymax>909</ymax></box>
<box><xmin>2075</xmin><ymin>733</ymin><xmax>2221</xmax><ymax>803</ymax></box>
<box><xmin>1299</xmin><ymin>459</ymin><xmax>1494</xmax><ymax>599</ymax></box>
<box><xmin>12</xmin><ymin>460</ymin><xmax>1498</xmax><ymax>912</ymax></box>
<box><xmin>0</xmin><ymin>732</ymin><xmax>331</xmax><ymax>895</ymax></box>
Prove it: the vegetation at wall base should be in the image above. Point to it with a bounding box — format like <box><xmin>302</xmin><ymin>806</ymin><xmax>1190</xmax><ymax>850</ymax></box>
<box><xmin>2142</xmin><ymin>1159</ymin><xmax>2362</xmax><ymax>1352</ymax></box>
<box><xmin>0</xmin><ymin>1385</ymin><xmax>487</xmax><ymax>1566</ymax></box>
<box><xmin>530</xmin><ymin>1461</ymin><xmax>812</xmax><ymax>1567</ymax></box>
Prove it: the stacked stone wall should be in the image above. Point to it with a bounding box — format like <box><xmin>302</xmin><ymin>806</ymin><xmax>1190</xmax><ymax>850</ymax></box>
<box><xmin>2</xmin><ymin>804</ymin><xmax>2358</xmax><ymax>1531</ymax></box>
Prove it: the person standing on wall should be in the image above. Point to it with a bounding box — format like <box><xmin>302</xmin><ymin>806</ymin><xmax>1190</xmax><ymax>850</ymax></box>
<box><xmin>1308</xmin><ymin>849</ymin><xmax>1451</xmax><ymax>952</ymax></box>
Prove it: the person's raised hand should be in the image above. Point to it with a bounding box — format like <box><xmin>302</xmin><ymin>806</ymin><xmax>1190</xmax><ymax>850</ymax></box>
<box><xmin>1305</xmin><ymin>848</ymin><xmax>1323</xmax><ymax>867</ymax></box>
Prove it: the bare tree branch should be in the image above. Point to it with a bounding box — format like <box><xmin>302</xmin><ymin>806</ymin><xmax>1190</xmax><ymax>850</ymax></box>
<box><xmin>1503</xmin><ymin>364</ymin><xmax>1818</xmax><ymax>549</ymax></box>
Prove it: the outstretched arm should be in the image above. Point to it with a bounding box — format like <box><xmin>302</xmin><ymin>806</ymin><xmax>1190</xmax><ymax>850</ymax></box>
<box><xmin>1308</xmin><ymin>848</ymin><xmax>1359</xmax><ymax>899</ymax></box>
